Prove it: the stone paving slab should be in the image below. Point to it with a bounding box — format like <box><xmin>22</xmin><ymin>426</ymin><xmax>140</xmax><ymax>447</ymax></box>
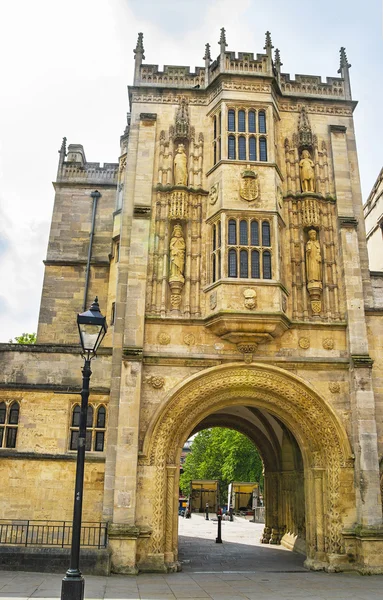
<box><xmin>0</xmin><ymin>515</ymin><xmax>382</xmax><ymax>598</ymax></box>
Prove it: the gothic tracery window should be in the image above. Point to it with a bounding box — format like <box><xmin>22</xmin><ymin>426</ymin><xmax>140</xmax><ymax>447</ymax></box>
<box><xmin>69</xmin><ymin>403</ymin><xmax>107</xmax><ymax>452</ymax></box>
<box><xmin>226</xmin><ymin>107</ymin><xmax>268</xmax><ymax>162</ymax></box>
<box><xmin>0</xmin><ymin>401</ymin><xmax>20</xmax><ymax>449</ymax></box>
<box><xmin>225</xmin><ymin>217</ymin><xmax>272</xmax><ymax>280</ymax></box>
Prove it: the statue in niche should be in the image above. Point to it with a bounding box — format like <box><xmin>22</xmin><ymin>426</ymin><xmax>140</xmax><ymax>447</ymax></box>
<box><xmin>299</xmin><ymin>149</ymin><xmax>315</xmax><ymax>193</ymax></box>
<box><xmin>169</xmin><ymin>224</ymin><xmax>186</xmax><ymax>282</ymax></box>
<box><xmin>305</xmin><ymin>229</ymin><xmax>322</xmax><ymax>283</ymax></box>
<box><xmin>173</xmin><ymin>144</ymin><xmax>188</xmax><ymax>186</ymax></box>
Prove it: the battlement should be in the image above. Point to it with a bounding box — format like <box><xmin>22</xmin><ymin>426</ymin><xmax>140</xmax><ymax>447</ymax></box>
<box><xmin>132</xmin><ymin>30</ymin><xmax>353</xmax><ymax>101</ymax></box>
<box><xmin>280</xmin><ymin>73</ymin><xmax>345</xmax><ymax>98</ymax></box>
<box><xmin>56</xmin><ymin>141</ymin><xmax>118</xmax><ymax>185</ymax></box>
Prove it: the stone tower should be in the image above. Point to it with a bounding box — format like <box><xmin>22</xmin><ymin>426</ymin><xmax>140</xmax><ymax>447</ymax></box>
<box><xmin>1</xmin><ymin>32</ymin><xmax>383</xmax><ymax>575</ymax></box>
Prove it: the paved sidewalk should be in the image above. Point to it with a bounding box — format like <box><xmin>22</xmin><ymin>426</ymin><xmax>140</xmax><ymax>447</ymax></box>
<box><xmin>0</xmin><ymin>515</ymin><xmax>381</xmax><ymax>599</ymax></box>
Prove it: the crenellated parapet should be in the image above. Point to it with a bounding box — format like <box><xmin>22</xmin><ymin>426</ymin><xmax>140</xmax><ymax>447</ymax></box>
<box><xmin>133</xmin><ymin>30</ymin><xmax>352</xmax><ymax>101</ymax></box>
<box><xmin>56</xmin><ymin>142</ymin><xmax>118</xmax><ymax>185</ymax></box>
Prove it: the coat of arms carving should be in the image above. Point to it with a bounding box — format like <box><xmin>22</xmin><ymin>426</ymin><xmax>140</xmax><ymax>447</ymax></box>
<box><xmin>240</xmin><ymin>165</ymin><xmax>259</xmax><ymax>202</ymax></box>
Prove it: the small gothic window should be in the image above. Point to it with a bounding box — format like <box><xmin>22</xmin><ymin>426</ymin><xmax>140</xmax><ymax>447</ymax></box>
<box><xmin>248</xmin><ymin>111</ymin><xmax>256</xmax><ymax>133</ymax></box>
<box><xmin>0</xmin><ymin>401</ymin><xmax>20</xmax><ymax>449</ymax></box>
<box><xmin>228</xmin><ymin>110</ymin><xmax>235</xmax><ymax>132</ymax></box>
<box><xmin>211</xmin><ymin>220</ymin><xmax>221</xmax><ymax>284</ymax></box>
<box><xmin>213</xmin><ymin>116</ymin><xmax>217</xmax><ymax>138</ymax></box>
<box><xmin>259</xmin><ymin>137</ymin><xmax>267</xmax><ymax>162</ymax></box>
<box><xmin>258</xmin><ymin>111</ymin><xmax>266</xmax><ymax>133</ymax></box>
<box><xmin>238</xmin><ymin>110</ymin><xmax>246</xmax><ymax>132</ymax></box>
<box><xmin>212</xmin><ymin>224</ymin><xmax>216</xmax><ymax>251</ymax></box>
<box><xmin>262</xmin><ymin>221</ymin><xmax>271</xmax><ymax>247</ymax></box>
<box><xmin>238</xmin><ymin>136</ymin><xmax>246</xmax><ymax>161</ymax></box>
<box><xmin>228</xmin><ymin>220</ymin><xmax>237</xmax><ymax>245</ymax></box>
<box><xmin>111</xmin><ymin>302</ymin><xmax>116</xmax><ymax>326</ymax></box>
<box><xmin>228</xmin><ymin>135</ymin><xmax>236</xmax><ymax>159</ymax></box>
<box><xmin>213</xmin><ymin>142</ymin><xmax>217</xmax><ymax>165</ymax></box>
<box><xmin>240</xmin><ymin>249</ymin><xmax>248</xmax><ymax>278</ymax></box>
<box><xmin>212</xmin><ymin>255</ymin><xmax>216</xmax><ymax>283</ymax></box>
<box><xmin>228</xmin><ymin>249</ymin><xmax>237</xmax><ymax>277</ymax></box>
<box><xmin>69</xmin><ymin>403</ymin><xmax>107</xmax><ymax>452</ymax></box>
<box><xmin>251</xmin><ymin>250</ymin><xmax>260</xmax><ymax>278</ymax></box>
<box><xmin>251</xmin><ymin>221</ymin><xmax>259</xmax><ymax>246</ymax></box>
<box><xmin>240</xmin><ymin>220</ymin><xmax>248</xmax><ymax>245</ymax></box>
<box><xmin>263</xmin><ymin>251</ymin><xmax>272</xmax><ymax>279</ymax></box>
<box><xmin>249</xmin><ymin>137</ymin><xmax>257</xmax><ymax>161</ymax></box>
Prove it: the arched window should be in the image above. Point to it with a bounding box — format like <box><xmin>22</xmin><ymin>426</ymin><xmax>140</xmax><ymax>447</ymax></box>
<box><xmin>213</xmin><ymin>142</ymin><xmax>217</xmax><ymax>165</ymax></box>
<box><xmin>95</xmin><ymin>406</ymin><xmax>106</xmax><ymax>451</ymax></box>
<box><xmin>238</xmin><ymin>110</ymin><xmax>246</xmax><ymax>132</ymax></box>
<box><xmin>70</xmin><ymin>404</ymin><xmax>107</xmax><ymax>452</ymax></box>
<box><xmin>0</xmin><ymin>401</ymin><xmax>20</xmax><ymax>449</ymax></box>
<box><xmin>228</xmin><ymin>110</ymin><xmax>235</xmax><ymax>132</ymax></box>
<box><xmin>249</xmin><ymin>137</ymin><xmax>257</xmax><ymax>161</ymax></box>
<box><xmin>212</xmin><ymin>224</ymin><xmax>216</xmax><ymax>251</ymax></box>
<box><xmin>262</xmin><ymin>221</ymin><xmax>271</xmax><ymax>246</ymax></box>
<box><xmin>228</xmin><ymin>249</ymin><xmax>237</xmax><ymax>277</ymax></box>
<box><xmin>248</xmin><ymin>111</ymin><xmax>256</xmax><ymax>133</ymax></box>
<box><xmin>228</xmin><ymin>220</ymin><xmax>237</xmax><ymax>245</ymax></box>
<box><xmin>238</xmin><ymin>136</ymin><xmax>246</xmax><ymax>161</ymax></box>
<box><xmin>240</xmin><ymin>220</ymin><xmax>248</xmax><ymax>245</ymax></box>
<box><xmin>228</xmin><ymin>135</ymin><xmax>236</xmax><ymax>160</ymax></box>
<box><xmin>250</xmin><ymin>220</ymin><xmax>259</xmax><ymax>246</ymax></box>
<box><xmin>259</xmin><ymin>137</ymin><xmax>267</xmax><ymax>162</ymax></box>
<box><xmin>258</xmin><ymin>111</ymin><xmax>266</xmax><ymax>133</ymax></box>
<box><xmin>211</xmin><ymin>220</ymin><xmax>221</xmax><ymax>284</ymax></box>
<box><xmin>263</xmin><ymin>251</ymin><xmax>272</xmax><ymax>279</ymax></box>
<box><xmin>251</xmin><ymin>250</ymin><xmax>260</xmax><ymax>278</ymax></box>
<box><xmin>240</xmin><ymin>250</ymin><xmax>248</xmax><ymax>278</ymax></box>
<box><xmin>213</xmin><ymin>116</ymin><xmax>217</xmax><ymax>139</ymax></box>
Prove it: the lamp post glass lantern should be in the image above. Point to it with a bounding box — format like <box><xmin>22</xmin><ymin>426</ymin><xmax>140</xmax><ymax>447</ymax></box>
<box><xmin>61</xmin><ymin>297</ymin><xmax>107</xmax><ymax>600</ymax></box>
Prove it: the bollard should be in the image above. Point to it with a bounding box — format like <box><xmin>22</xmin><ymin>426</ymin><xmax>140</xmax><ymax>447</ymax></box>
<box><xmin>229</xmin><ymin>507</ymin><xmax>233</xmax><ymax>522</ymax></box>
<box><xmin>205</xmin><ymin>503</ymin><xmax>209</xmax><ymax>520</ymax></box>
<box><xmin>215</xmin><ymin>515</ymin><xmax>222</xmax><ymax>543</ymax></box>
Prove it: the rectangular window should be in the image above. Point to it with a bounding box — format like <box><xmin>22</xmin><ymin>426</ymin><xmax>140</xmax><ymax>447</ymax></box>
<box><xmin>224</xmin><ymin>217</ymin><xmax>272</xmax><ymax>280</ymax></box>
<box><xmin>95</xmin><ymin>431</ymin><xmax>105</xmax><ymax>452</ymax></box>
<box><xmin>226</xmin><ymin>108</ymin><xmax>267</xmax><ymax>162</ymax></box>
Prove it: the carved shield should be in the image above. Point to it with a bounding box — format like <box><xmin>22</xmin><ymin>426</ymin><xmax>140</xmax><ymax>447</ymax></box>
<box><xmin>240</xmin><ymin>170</ymin><xmax>259</xmax><ymax>202</ymax></box>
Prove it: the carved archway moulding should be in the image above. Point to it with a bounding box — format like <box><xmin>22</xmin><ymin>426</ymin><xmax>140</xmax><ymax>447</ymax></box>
<box><xmin>141</xmin><ymin>363</ymin><xmax>353</xmax><ymax>559</ymax></box>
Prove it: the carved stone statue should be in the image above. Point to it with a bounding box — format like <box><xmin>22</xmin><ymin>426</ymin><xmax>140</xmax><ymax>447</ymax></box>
<box><xmin>173</xmin><ymin>144</ymin><xmax>188</xmax><ymax>186</ymax></box>
<box><xmin>305</xmin><ymin>230</ymin><xmax>322</xmax><ymax>283</ymax></box>
<box><xmin>169</xmin><ymin>224</ymin><xmax>186</xmax><ymax>282</ymax></box>
<box><xmin>299</xmin><ymin>150</ymin><xmax>315</xmax><ymax>193</ymax></box>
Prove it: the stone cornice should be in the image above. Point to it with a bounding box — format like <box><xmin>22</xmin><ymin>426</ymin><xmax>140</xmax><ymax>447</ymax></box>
<box><xmin>0</xmin><ymin>450</ymin><xmax>106</xmax><ymax>462</ymax></box>
<box><xmin>43</xmin><ymin>259</ymin><xmax>110</xmax><ymax>267</ymax></box>
<box><xmin>0</xmin><ymin>343</ymin><xmax>113</xmax><ymax>355</ymax></box>
<box><xmin>0</xmin><ymin>382</ymin><xmax>110</xmax><ymax>394</ymax></box>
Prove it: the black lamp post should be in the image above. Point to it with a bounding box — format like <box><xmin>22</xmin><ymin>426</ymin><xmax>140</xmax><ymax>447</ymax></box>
<box><xmin>61</xmin><ymin>297</ymin><xmax>107</xmax><ymax>600</ymax></box>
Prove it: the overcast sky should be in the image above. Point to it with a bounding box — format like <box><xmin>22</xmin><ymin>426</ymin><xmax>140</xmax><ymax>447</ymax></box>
<box><xmin>0</xmin><ymin>0</ymin><xmax>382</xmax><ymax>342</ymax></box>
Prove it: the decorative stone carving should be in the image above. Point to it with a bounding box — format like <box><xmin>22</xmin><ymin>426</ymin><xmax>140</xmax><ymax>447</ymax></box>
<box><xmin>277</xmin><ymin>186</ymin><xmax>283</xmax><ymax>210</ymax></box>
<box><xmin>146</xmin><ymin>375</ymin><xmax>165</xmax><ymax>389</ymax></box>
<box><xmin>173</xmin><ymin>144</ymin><xmax>188</xmax><ymax>186</ymax></box>
<box><xmin>323</xmin><ymin>338</ymin><xmax>334</xmax><ymax>350</ymax></box>
<box><xmin>209</xmin><ymin>183</ymin><xmax>219</xmax><ymax>205</ymax></box>
<box><xmin>169</xmin><ymin>224</ymin><xmax>186</xmax><ymax>311</ymax></box>
<box><xmin>157</xmin><ymin>332</ymin><xmax>171</xmax><ymax>345</ymax></box>
<box><xmin>302</xmin><ymin>196</ymin><xmax>320</xmax><ymax>227</ymax></box>
<box><xmin>240</xmin><ymin>165</ymin><xmax>259</xmax><ymax>202</ymax></box>
<box><xmin>298</xmin><ymin>337</ymin><xmax>310</xmax><ymax>349</ymax></box>
<box><xmin>210</xmin><ymin>291</ymin><xmax>217</xmax><ymax>310</ymax></box>
<box><xmin>169</xmin><ymin>191</ymin><xmax>189</xmax><ymax>219</ymax></box>
<box><xmin>329</xmin><ymin>382</ymin><xmax>340</xmax><ymax>394</ymax></box>
<box><xmin>305</xmin><ymin>229</ymin><xmax>323</xmax><ymax>314</ymax></box>
<box><xmin>237</xmin><ymin>343</ymin><xmax>257</xmax><ymax>363</ymax></box>
<box><xmin>298</xmin><ymin>105</ymin><xmax>313</xmax><ymax>148</ymax></box>
<box><xmin>300</xmin><ymin>150</ymin><xmax>315</xmax><ymax>193</ymax></box>
<box><xmin>184</xmin><ymin>333</ymin><xmax>195</xmax><ymax>346</ymax></box>
<box><xmin>243</xmin><ymin>288</ymin><xmax>257</xmax><ymax>310</ymax></box>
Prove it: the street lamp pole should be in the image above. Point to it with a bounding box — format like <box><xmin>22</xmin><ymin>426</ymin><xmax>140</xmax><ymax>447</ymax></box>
<box><xmin>61</xmin><ymin>298</ymin><xmax>107</xmax><ymax>600</ymax></box>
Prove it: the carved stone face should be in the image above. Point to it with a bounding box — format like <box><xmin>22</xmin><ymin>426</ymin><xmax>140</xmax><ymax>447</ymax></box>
<box><xmin>308</xmin><ymin>229</ymin><xmax>317</xmax><ymax>240</ymax></box>
<box><xmin>302</xmin><ymin>149</ymin><xmax>310</xmax><ymax>159</ymax></box>
<box><xmin>243</xmin><ymin>288</ymin><xmax>257</xmax><ymax>310</ymax></box>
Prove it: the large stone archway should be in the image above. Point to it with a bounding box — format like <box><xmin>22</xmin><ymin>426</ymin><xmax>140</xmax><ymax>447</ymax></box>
<box><xmin>138</xmin><ymin>363</ymin><xmax>354</xmax><ymax>572</ymax></box>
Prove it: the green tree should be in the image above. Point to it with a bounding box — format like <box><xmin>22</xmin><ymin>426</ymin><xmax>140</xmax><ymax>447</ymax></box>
<box><xmin>9</xmin><ymin>332</ymin><xmax>36</xmax><ymax>344</ymax></box>
<box><xmin>180</xmin><ymin>428</ymin><xmax>263</xmax><ymax>503</ymax></box>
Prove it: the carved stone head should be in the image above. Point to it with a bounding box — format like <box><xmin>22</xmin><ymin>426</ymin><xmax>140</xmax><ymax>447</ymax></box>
<box><xmin>243</xmin><ymin>288</ymin><xmax>257</xmax><ymax>310</ymax></box>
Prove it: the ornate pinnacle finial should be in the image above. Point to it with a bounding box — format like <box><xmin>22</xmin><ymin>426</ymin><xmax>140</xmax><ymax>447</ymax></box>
<box><xmin>203</xmin><ymin>43</ymin><xmax>211</xmax><ymax>62</ymax></box>
<box><xmin>264</xmin><ymin>31</ymin><xmax>273</xmax><ymax>50</ymax></box>
<box><xmin>298</xmin><ymin>106</ymin><xmax>313</xmax><ymax>148</ymax></box>
<box><xmin>274</xmin><ymin>48</ymin><xmax>282</xmax><ymax>68</ymax></box>
<box><xmin>219</xmin><ymin>28</ymin><xmax>227</xmax><ymax>53</ymax></box>
<box><xmin>134</xmin><ymin>32</ymin><xmax>145</xmax><ymax>59</ymax></box>
<box><xmin>338</xmin><ymin>46</ymin><xmax>351</xmax><ymax>72</ymax></box>
<box><xmin>59</xmin><ymin>136</ymin><xmax>67</xmax><ymax>156</ymax></box>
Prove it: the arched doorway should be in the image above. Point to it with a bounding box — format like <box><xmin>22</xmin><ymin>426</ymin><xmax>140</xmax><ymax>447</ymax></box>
<box><xmin>140</xmin><ymin>363</ymin><xmax>353</xmax><ymax>572</ymax></box>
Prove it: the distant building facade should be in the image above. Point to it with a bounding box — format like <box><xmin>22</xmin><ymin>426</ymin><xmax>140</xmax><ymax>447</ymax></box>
<box><xmin>364</xmin><ymin>167</ymin><xmax>383</xmax><ymax>272</ymax></box>
<box><xmin>1</xmin><ymin>30</ymin><xmax>383</xmax><ymax>575</ymax></box>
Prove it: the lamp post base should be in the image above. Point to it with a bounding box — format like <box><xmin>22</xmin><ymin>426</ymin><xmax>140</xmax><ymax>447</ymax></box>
<box><xmin>61</xmin><ymin>575</ymin><xmax>85</xmax><ymax>600</ymax></box>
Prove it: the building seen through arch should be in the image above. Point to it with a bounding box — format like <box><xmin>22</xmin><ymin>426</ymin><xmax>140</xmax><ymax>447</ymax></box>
<box><xmin>1</xmin><ymin>30</ymin><xmax>383</xmax><ymax>575</ymax></box>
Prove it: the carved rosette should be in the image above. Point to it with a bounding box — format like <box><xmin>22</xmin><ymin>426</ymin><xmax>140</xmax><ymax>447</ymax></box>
<box><xmin>298</xmin><ymin>337</ymin><xmax>310</xmax><ymax>349</ymax></box>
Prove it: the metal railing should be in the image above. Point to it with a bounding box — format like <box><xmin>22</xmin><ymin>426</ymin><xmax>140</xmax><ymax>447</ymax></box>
<box><xmin>0</xmin><ymin>520</ymin><xmax>107</xmax><ymax>549</ymax></box>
